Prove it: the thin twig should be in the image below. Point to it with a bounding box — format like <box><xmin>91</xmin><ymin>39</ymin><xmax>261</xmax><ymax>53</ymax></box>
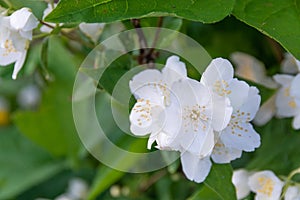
<box><xmin>139</xmin><ymin>170</ymin><xmax>167</xmax><ymax>192</ymax></box>
<box><xmin>39</xmin><ymin>20</ymin><xmax>94</xmax><ymax>48</ymax></box>
<box><xmin>132</xmin><ymin>17</ymin><xmax>164</xmax><ymax>68</ymax></box>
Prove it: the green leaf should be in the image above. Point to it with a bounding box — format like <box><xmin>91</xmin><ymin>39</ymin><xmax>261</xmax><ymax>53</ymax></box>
<box><xmin>13</xmin><ymin>36</ymin><xmax>81</xmax><ymax>158</ymax></box>
<box><xmin>203</xmin><ymin>164</ymin><xmax>237</xmax><ymax>200</ymax></box>
<box><xmin>188</xmin><ymin>185</ymin><xmax>221</xmax><ymax>200</ymax></box>
<box><xmin>87</xmin><ymin>165</ymin><xmax>124</xmax><ymax>200</ymax></box>
<box><xmin>247</xmin><ymin>118</ymin><xmax>300</xmax><ymax>175</ymax></box>
<box><xmin>0</xmin><ymin>126</ymin><xmax>64</xmax><ymax>199</ymax></box>
<box><xmin>9</xmin><ymin>0</ymin><xmax>47</xmax><ymax>19</ymax></box>
<box><xmin>45</xmin><ymin>0</ymin><xmax>235</xmax><ymax>24</ymax></box>
<box><xmin>233</xmin><ymin>0</ymin><xmax>300</xmax><ymax>59</ymax></box>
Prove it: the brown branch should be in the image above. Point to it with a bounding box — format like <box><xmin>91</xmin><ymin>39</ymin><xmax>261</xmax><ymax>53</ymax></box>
<box><xmin>132</xmin><ymin>17</ymin><xmax>164</xmax><ymax>68</ymax></box>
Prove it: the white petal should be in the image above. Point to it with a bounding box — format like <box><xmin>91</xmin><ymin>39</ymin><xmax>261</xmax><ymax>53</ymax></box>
<box><xmin>248</xmin><ymin>170</ymin><xmax>283</xmax><ymax>200</ymax></box>
<box><xmin>19</xmin><ymin>30</ymin><xmax>33</xmax><ymax>40</ymax></box>
<box><xmin>253</xmin><ymin>94</ymin><xmax>276</xmax><ymax>126</ymax></box>
<box><xmin>232</xmin><ymin>169</ymin><xmax>251</xmax><ymax>199</ymax></box>
<box><xmin>173</xmin><ymin>78</ymin><xmax>211</xmax><ymax>108</ymax></box>
<box><xmin>40</xmin><ymin>25</ymin><xmax>53</xmax><ymax>33</ymax></box>
<box><xmin>79</xmin><ymin>22</ymin><xmax>105</xmax><ymax>43</ymax></box>
<box><xmin>290</xmin><ymin>74</ymin><xmax>300</xmax><ymax>100</ymax></box>
<box><xmin>129</xmin><ymin>100</ymin><xmax>153</xmax><ymax>129</ymax></box>
<box><xmin>12</xmin><ymin>51</ymin><xmax>27</xmax><ymax>79</ymax></box>
<box><xmin>211</xmin><ymin>140</ymin><xmax>242</xmax><ymax>163</ymax></box>
<box><xmin>0</xmin><ymin>48</ymin><xmax>19</xmax><ymax>65</ymax></box>
<box><xmin>220</xmin><ymin>122</ymin><xmax>260</xmax><ymax>152</ymax></box>
<box><xmin>211</xmin><ymin>94</ymin><xmax>232</xmax><ymax>131</ymax></box>
<box><xmin>238</xmin><ymin>86</ymin><xmax>261</xmax><ymax>121</ymax></box>
<box><xmin>180</xmin><ymin>152</ymin><xmax>212</xmax><ymax>183</ymax></box>
<box><xmin>180</xmin><ymin>127</ymin><xmax>215</xmax><ymax>157</ymax></box>
<box><xmin>130</xmin><ymin>123</ymin><xmax>151</xmax><ymax>136</ymax></box>
<box><xmin>10</xmin><ymin>8</ymin><xmax>38</xmax><ymax>31</ymax></box>
<box><xmin>231</xmin><ymin>52</ymin><xmax>277</xmax><ymax>89</ymax></box>
<box><xmin>285</xmin><ymin>186</ymin><xmax>300</xmax><ymax>200</ymax></box>
<box><xmin>201</xmin><ymin>58</ymin><xmax>234</xmax><ymax>88</ymax></box>
<box><xmin>293</xmin><ymin>114</ymin><xmax>300</xmax><ymax>130</ymax></box>
<box><xmin>281</xmin><ymin>53</ymin><xmax>300</xmax><ymax>74</ymax></box>
<box><xmin>273</xmin><ymin>74</ymin><xmax>294</xmax><ymax>86</ymax></box>
<box><xmin>227</xmin><ymin>79</ymin><xmax>250</xmax><ymax>109</ymax></box>
<box><xmin>129</xmin><ymin>69</ymin><xmax>164</xmax><ymax>102</ymax></box>
<box><xmin>275</xmin><ymin>87</ymin><xmax>298</xmax><ymax>117</ymax></box>
<box><xmin>162</xmin><ymin>55</ymin><xmax>187</xmax><ymax>85</ymax></box>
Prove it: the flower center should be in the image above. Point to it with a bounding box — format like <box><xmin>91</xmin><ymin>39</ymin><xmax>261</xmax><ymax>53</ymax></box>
<box><xmin>2</xmin><ymin>39</ymin><xmax>17</xmax><ymax>56</ymax></box>
<box><xmin>213</xmin><ymin>79</ymin><xmax>232</xmax><ymax>96</ymax></box>
<box><xmin>183</xmin><ymin>104</ymin><xmax>208</xmax><ymax>132</ymax></box>
<box><xmin>257</xmin><ymin>177</ymin><xmax>274</xmax><ymax>197</ymax></box>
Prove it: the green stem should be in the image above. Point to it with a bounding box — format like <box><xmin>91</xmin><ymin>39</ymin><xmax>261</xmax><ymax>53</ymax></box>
<box><xmin>33</xmin><ymin>33</ymin><xmax>51</xmax><ymax>40</ymax></box>
<box><xmin>281</xmin><ymin>167</ymin><xmax>300</xmax><ymax>199</ymax></box>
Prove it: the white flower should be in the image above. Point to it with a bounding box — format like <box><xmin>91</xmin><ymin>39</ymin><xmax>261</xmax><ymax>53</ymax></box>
<box><xmin>180</xmin><ymin>151</ymin><xmax>212</xmax><ymax>183</ymax></box>
<box><xmin>281</xmin><ymin>53</ymin><xmax>300</xmax><ymax>74</ymax></box>
<box><xmin>129</xmin><ymin>56</ymin><xmax>187</xmax><ymax>149</ymax></box>
<box><xmin>79</xmin><ymin>22</ymin><xmax>105</xmax><ymax>43</ymax></box>
<box><xmin>285</xmin><ymin>186</ymin><xmax>300</xmax><ymax>200</ymax></box>
<box><xmin>9</xmin><ymin>8</ymin><xmax>38</xmax><ymax>39</ymax></box>
<box><xmin>232</xmin><ymin>169</ymin><xmax>251</xmax><ymax>199</ymax></box>
<box><xmin>165</xmin><ymin>78</ymin><xmax>222</xmax><ymax>156</ymax></box>
<box><xmin>274</xmin><ymin>74</ymin><xmax>300</xmax><ymax>129</ymax></box>
<box><xmin>201</xmin><ymin>58</ymin><xmax>261</xmax><ymax>159</ymax></box>
<box><xmin>219</xmin><ymin>86</ymin><xmax>261</xmax><ymax>152</ymax></box>
<box><xmin>211</xmin><ymin>139</ymin><xmax>242</xmax><ymax>164</ymax></box>
<box><xmin>40</xmin><ymin>3</ymin><xmax>58</xmax><ymax>33</ymax></box>
<box><xmin>0</xmin><ymin>8</ymin><xmax>38</xmax><ymax>79</ymax></box>
<box><xmin>248</xmin><ymin>170</ymin><xmax>284</xmax><ymax>200</ymax></box>
<box><xmin>230</xmin><ymin>52</ymin><xmax>277</xmax><ymax>89</ymax></box>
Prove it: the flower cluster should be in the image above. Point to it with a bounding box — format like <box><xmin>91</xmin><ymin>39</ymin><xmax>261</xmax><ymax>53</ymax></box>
<box><xmin>0</xmin><ymin>8</ymin><xmax>38</xmax><ymax>79</ymax></box>
<box><xmin>232</xmin><ymin>169</ymin><xmax>300</xmax><ymax>200</ymax></box>
<box><xmin>0</xmin><ymin>4</ymin><xmax>106</xmax><ymax>80</ymax></box>
<box><xmin>231</xmin><ymin>52</ymin><xmax>300</xmax><ymax>130</ymax></box>
<box><xmin>129</xmin><ymin>56</ymin><xmax>261</xmax><ymax>183</ymax></box>
<box><xmin>273</xmin><ymin>54</ymin><xmax>300</xmax><ymax>130</ymax></box>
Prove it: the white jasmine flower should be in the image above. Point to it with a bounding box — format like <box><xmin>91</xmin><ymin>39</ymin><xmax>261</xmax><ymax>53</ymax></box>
<box><xmin>248</xmin><ymin>170</ymin><xmax>284</xmax><ymax>200</ymax></box>
<box><xmin>0</xmin><ymin>8</ymin><xmax>38</xmax><ymax>79</ymax></box>
<box><xmin>253</xmin><ymin>94</ymin><xmax>276</xmax><ymax>126</ymax></box>
<box><xmin>230</xmin><ymin>52</ymin><xmax>277</xmax><ymax>89</ymax></box>
<box><xmin>40</xmin><ymin>3</ymin><xmax>58</xmax><ymax>33</ymax></box>
<box><xmin>211</xmin><ymin>139</ymin><xmax>242</xmax><ymax>164</ymax></box>
<box><xmin>281</xmin><ymin>53</ymin><xmax>300</xmax><ymax>74</ymax></box>
<box><xmin>9</xmin><ymin>8</ymin><xmax>39</xmax><ymax>39</ymax></box>
<box><xmin>201</xmin><ymin>58</ymin><xmax>261</xmax><ymax>154</ymax></box>
<box><xmin>79</xmin><ymin>22</ymin><xmax>105</xmax><ymax>43</ymax></box>
<box><xmin>232</xmin><ymin>169</ymin><xmax>251</xmax><ymax>199</ymax></box>
<box><xmin>285</xmin><ymin>186</ymin><xmax>300</xmax><ymax>200</ymax></box>
<box><xmin>129</xmin><ymin>56</ymin><xmax>187</xmax><ymax>149</ymax></box>
<box><xmin>219</xmin><ymin>86</ymin><xmax>261</xmax><ymax>152</ymax></box>
<box><xmin>274</xmin><ymin>74</ymin><xmax>300</xmax><ymax>129</ymax></box>
<box><xmin>164</xmin><ymin>78</ymin><xmax>217</xmax><ymax>156</ymax></box>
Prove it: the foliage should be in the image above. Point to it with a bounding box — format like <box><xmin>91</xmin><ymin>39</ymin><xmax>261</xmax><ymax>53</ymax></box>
<box><xmin>0</xmin><ymin>0</ymin><xmax>299</xmax><ymax>200</ymax></box>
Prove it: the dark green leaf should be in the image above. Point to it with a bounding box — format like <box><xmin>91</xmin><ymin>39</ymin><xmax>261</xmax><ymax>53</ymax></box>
<box><xmin>45</xmin><ymin>0</ymin><xmax>235</xmax><ymax>24</ymax></box>
<box><xmin>233</xmin><ymin>0</ymin><xmax>300</xmax><ymax>59</ymax></box>
<box><xmin>204</xmin><ymin>164</ymin><xmax>237</xmax><ymax>200</ymax></box>
<box><xmin>0</xmin><ymin>126</ymin><xmax>64</xmax><ymax>199</ymax></box>
<box><xmin>188</xmin><ymin>185</ymin><xmax>221</xmax><ymax>200</ymax></box>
